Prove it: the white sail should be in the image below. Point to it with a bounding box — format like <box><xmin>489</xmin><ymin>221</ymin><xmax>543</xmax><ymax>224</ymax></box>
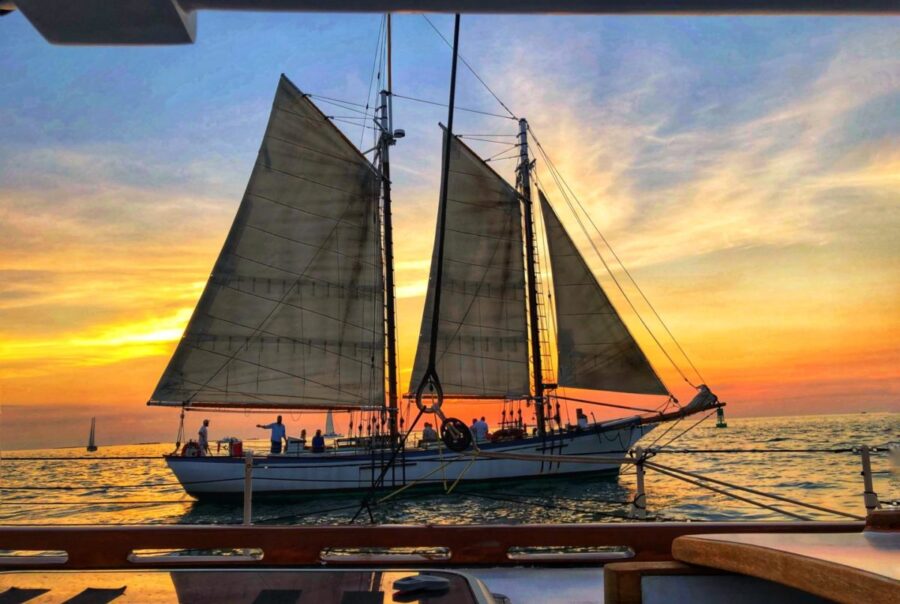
<box><xmin>324</xmin><ymin>409</ymin><xmax>342</xmax><ymax>437</ymax></box>
<box><xmin>409</xmin><ymin>133</ymin><xmax>530</xmax><ymax>399</ymax></box>
<box><xmin>87</xmin><ymin>417</ymin><xmax>97</xmax><ymax>452</ymax></box>
<box><xmin>539</xmin><ymin>192</ymin><xmax>668</xmax><ymax>396</ymax></box>
<box><xmin>149</xmin><ymin>75</ymin><xmax>384</xmax><ymax>410</ymax></box>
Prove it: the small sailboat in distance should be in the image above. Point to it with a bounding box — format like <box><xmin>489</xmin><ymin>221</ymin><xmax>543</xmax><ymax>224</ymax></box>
<box><xmin>323</xmin><ymin>410</ymin><xmax>343</xmax><ymax>438</ymax></box>
<box><xmin>86</xmin><ymin>417</ymin><xmax>98</xmax><ymax>452</ymax></box>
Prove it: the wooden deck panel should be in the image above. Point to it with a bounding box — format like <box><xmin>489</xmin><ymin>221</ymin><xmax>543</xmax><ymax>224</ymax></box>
<box><xmin>672</xmin><ymin>529</ymin><xmax>899</xmax><ymax>604</ymax></box>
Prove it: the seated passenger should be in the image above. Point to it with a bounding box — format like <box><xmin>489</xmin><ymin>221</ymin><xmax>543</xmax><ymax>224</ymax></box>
<box><xmin>311</xmin><ymin>429</ymin><xmax>325</xmax><ymax>453</ymax></box>
<box><xmin>422</xmin><ymin>422</ymin><xmax>438</xmax><ymax>443</ymax></box>
<box><xmin>576</xmin><ymin>409</ymin><xmax>589</xmax><ymax>429</ymax></box>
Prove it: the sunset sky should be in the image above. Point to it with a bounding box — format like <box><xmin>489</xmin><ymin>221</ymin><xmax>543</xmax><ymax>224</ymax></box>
<box><xmin>1</xmin><ymin>13</ymin><xmax>898</xmax><ymax>450</ymax></box>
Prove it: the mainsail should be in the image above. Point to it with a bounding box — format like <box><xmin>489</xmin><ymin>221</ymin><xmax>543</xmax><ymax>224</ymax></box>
<box><xmin>409</xmin><ymin>133</ymin><xmax>530</xmax><ymax>398</ymax></box>
<box><xmin>149</xmin><ymin>75</ymin><xmax>384</xmax><ymax>409</ymax></box>
<box><xmin>539</xmin><ymin>192</ymin><xmax>668</xmax><ymax>396</ymax></box>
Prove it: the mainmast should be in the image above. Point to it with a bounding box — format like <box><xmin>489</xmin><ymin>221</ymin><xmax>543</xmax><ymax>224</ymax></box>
<box><xmin>380</xmin><ymin>14</ymin><xmax>400</xmax><ymax>443</ymax></box>
<box><xmin>517</xmin><ymin>118</ymin><xmax>547</xmax><ymax>436</ymax></box>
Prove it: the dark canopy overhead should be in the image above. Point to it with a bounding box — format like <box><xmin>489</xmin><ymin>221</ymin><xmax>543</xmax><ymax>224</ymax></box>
<box><xmin>12</xmin><ymin>1</ymin><xmax>894</xmax><ymax>45</ymax></box>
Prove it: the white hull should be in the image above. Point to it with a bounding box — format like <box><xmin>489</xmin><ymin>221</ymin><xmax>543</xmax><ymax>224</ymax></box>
<box><xmin>166</xmin><ymin>424</ymin><xmax>652</xmax><ymax>498</ymax></box>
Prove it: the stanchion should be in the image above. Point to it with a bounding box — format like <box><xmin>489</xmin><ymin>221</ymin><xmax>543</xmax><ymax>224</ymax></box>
<box><xmin>859</xmin><ymin>444</ymin><xmax>880</xmax><ymax>516</ymax></box>
<box><xmin>243</xmin><ymin>450</ymin><xmax>254</xmax><ymax>525</ymax></box>
<box><xmin>631</xmin><ymin>446</ymin><xmax>647</xmax><ymax>519</ymax></box>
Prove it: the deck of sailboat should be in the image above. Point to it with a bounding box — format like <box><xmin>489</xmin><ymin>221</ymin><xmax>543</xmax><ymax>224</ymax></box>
<box><xmin>164</xmin><ymin>420</ymin><xmax>652</xmax><ymax>499</ymax></box>
<box><xmin>176</xmin><ymin>421</ymin><xmax>646</xmax><ymax>461</ymax></box>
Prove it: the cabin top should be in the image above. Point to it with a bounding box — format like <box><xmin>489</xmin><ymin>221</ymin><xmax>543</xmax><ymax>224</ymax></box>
<box><xmin>671</xmin><ymin>512</ymin><xmax>900</xmax><ymax>604</ymax></box>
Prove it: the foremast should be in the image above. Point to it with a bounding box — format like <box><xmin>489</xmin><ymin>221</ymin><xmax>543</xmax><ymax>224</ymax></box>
<box><xmin>379</xmin><ymin>14</ymin><xmax>400</xmax><ymax>444</ymax></box>
<box><xmin>517</xmin><ymin>119</ymin><xmax>547</xmax><ymax>436</ymax></box>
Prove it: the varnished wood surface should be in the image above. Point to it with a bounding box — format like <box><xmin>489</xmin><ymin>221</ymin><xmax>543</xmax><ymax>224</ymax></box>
<box><xmin>672</xmin><ymin>531</ymin><xmax>899</xmax><ymax>604</ymax></box>
<box><xmin>0</xmin><ymin>522</ymin><xmax>862</xmax><ymax>569</ymax></box>
<box><xmin>867</xmin><ymin>509</ymin><xmax>900</xmax><ymax>531</ymax></box>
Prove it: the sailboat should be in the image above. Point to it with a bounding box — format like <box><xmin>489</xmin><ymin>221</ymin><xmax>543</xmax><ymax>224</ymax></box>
<box><xmin>147</xmin><ymin>14</ymin><xmax>722</xmax><ymax>498</ymax></box>
<box><xmin>323</xmin><ymin>410</ymin><xmax>343</xmax><ymax>438</ymax></box>
<box><xmin>86</xmin><ymin>417</ymin><xmax>98</xmax><ymax>452</ymax></box>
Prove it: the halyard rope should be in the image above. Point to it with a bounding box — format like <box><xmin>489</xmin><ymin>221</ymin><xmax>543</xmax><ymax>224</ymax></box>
<box><xmin>645</xmin><ymin>460</ymin><xmax>865</xmax><ymax>521</ymax></box>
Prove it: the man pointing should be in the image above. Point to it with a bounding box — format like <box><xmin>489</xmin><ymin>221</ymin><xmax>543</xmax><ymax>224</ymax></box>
<box><xmin>257</xmin><ymin>415</ymin><xmax>288</xmax><ymax>454</ymax></box>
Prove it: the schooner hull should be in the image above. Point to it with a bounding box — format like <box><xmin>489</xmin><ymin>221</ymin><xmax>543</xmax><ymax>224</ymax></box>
<box><xmin>166</xmin><ymin>424</ymin><xmax>652</xmax><ymax>499</ymax></box>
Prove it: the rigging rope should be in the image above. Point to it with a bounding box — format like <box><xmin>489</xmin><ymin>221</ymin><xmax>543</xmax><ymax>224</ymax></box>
<box><xmin>554</xmin><ymin>394</ymin><xmax>658</xmax><ymax>414</ymax></box>
<box><xmin>653</xmin><ymin>410</ymin><xmax>716</xmax><ymax>450</ymax></box>
<box><xmin>309</xmin><ymin>98</ymin><xmax>370</xmax><ymax>116</ymax></box>
<box><xmin>528</xmin><ymin>125</ymin><xmax>707</xmax><ymax>387</ymax></box>
<box><xmin>456</xmin><ymin>133</ymin><xmax>517</xmax><ymax>138</ymax></box>
<box><xmin>421</xmin><ymin>15</ymin><xmax>518</xmax><ymax>121</ymax></box>
<box><xmin>360</xmin><ymin>14</ymin><xmax>387</xmax><ymax>148</ymax></box>
<box><xmin>648</xmin><ymin>464</ymin><xmax>811</xmax><ymax>521</ymax></box>
<box><xmin>644</xmin><ymin>460</ymin><xmax>865</xmax><ymax>521</ymax></box>
<box><xmin>306</xmin><ymin>93</ymin><xmax>369</xmax><ymax>109</ymax></box>
<box><xmin>391</xmin><ymin>93</ymin><xmax>515</xmax><ymax>120</ymax></box>
<box><xmin>481</xmin><ymin>143</ymin><xmax>521</xmax><ymax>162</ymax></box>
<box><xmin>531</xmin><ymin>158</ymin><xmax>696</xmax><ymax>391</ymax></box>
<box><xmin>459</xmin><ymin>136</ymin><xmax>521</xmax><ymax>145</ymax></box>
<box><xmin>410</xmin><ymin>14</ymin><xmax>463</xmax><ymax>449</ymax></box>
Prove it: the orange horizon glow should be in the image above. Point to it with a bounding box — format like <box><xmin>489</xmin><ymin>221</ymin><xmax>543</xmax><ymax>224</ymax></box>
<box><xmin>1</xmin><ymin>16</ymin><xmax>899</xmax><ymax>450</ymax></box>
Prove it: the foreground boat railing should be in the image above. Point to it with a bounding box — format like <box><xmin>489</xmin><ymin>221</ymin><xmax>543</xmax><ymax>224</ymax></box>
<box><xmin>0</xmin><ymin>521</ymin><xmax>864</xmax><ymax>569</ymax></box>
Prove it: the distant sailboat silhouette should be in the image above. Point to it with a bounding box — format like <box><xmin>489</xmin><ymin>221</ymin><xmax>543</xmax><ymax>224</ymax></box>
<box><xmin>323</xmin><ymin>410</ymin><xmax>342</xmax><ymax>438</ymax></box>
<box><xmin>86</xmin><ymin>417</ymin><xmax>98</xmax><ymax>452</ymax></box>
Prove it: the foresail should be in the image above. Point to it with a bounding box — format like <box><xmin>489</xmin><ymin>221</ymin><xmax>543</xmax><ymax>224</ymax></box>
<box><xmin>149</xmin><ymin>75</ymin><xmax>384</xmax><ymax>409</ymax></box>
<box><xmin>408</xmin><ymin>133</ymin><xmax>530</xmax><ymax>399</ymax></box>
<box><xmin>539</xmin><ymin>192</ymin><xmax>668</xmax><ymax>396</ymax></box>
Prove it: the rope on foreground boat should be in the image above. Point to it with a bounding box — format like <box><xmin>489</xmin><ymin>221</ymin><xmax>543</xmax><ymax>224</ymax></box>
<box><xmin>644</xmin><ymin>460</ymin><xmax>866</xmax><ymax>521</ymax></box>
<box><xmin>446</xmin><ymin>441</ymin><xmax>889</xmax><ymax>522</ymax></box>
<box><xmin>647</xmin><ymin>464</ymin><xmax>813</xmax><ymax>521</ymax></box>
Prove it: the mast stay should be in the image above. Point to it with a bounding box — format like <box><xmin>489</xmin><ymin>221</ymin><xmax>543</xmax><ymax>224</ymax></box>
<box><xmin>411</xmin><ymin>14</ymin><xmax>475</xmax><ymax>451</ymax></box>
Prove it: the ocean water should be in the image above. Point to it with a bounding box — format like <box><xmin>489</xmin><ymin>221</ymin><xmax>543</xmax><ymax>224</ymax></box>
<box><xmin>0</xmin><ymin>413</ymin><xmax>896</xmax><ymax>526</ymax></box>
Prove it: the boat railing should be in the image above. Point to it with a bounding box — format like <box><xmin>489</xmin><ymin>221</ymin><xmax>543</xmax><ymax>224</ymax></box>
<box><xmin>0</xmin><ymin>520</ymin><xmax>866</xmax><ymax>570</ymax></box>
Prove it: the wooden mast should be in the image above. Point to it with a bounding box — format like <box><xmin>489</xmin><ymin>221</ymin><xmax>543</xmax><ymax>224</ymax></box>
<box><xmin>381</xmin><ymin>13</ymin><xmax>400</xmax><ymax>444</ymax></box>
<box><xmin>518</xmin><ymin>118</ymin><xmax>547</xmax><ymax>435</ymax></box>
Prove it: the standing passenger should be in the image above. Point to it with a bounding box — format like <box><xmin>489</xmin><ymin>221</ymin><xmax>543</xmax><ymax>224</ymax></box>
<box><xmin>198</xmin><ymin>419</ymin><xmax>210</xmax><ymax>456</ymax></box>
<box><xmin>475</xmin><ymin>416</ymin><xmax>489</xmax><ymax>441</ymax></box>
<box><xmin>257</xmin><ymin>415</ymin><xmax>288</xmax><ymax>454</ymax></box>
